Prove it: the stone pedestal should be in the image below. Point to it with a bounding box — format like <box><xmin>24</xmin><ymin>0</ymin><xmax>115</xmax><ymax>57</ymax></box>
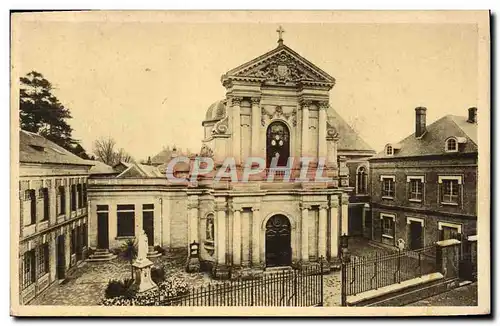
<box><xmin>147</xmin><ymin>245</ymin><xmax>162</xmax><ymax>259</ymax></box>
<box><xmin>185</xmin><ymin>256</ymin><xmax>201</xmax><ymax>273</ymax></box>
<box><xmin>130</xmin><ymin>258</ymin><xmax>158</xmax><ymax>294</ymax></box>
<box><xmin>436</xmin><ymin>239</ymin><xmax>461</xmax><ymax>279</ymax></box>
<box><xmin>212</xmin><ymin>264</ymin><xmax>230</xmax><ymax>280</ymax></box>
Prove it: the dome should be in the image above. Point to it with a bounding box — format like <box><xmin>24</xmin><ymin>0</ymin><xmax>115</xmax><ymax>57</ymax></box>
<box><xmin>204</xmin><ymin>100</ymin><xmax>226</xmax><ymax>121</ymax></box>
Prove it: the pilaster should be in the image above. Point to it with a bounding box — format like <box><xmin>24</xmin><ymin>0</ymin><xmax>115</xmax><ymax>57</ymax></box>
<box><xmin>231</xmin><ymin>96</ymin><xmax>242</xmax><ymax>165</ymax></box>
<box><xmin>301</xmin><ymin>100</ymin><xmax>311</xmax><ymax>158</ymax></box>
<box><xmin>251</xmin><ymin>97</ymin><xmax>261</xmax><ymax>158</ymax></box>
<box><xmin>318</xmin><ymin>101</ymin><xmax>328</xmax><ymax>162</ymax></box>
<box><xmin>329</xmin><ymin>196</ymin><xmax>340</xmax><ymax>261</ymax></box>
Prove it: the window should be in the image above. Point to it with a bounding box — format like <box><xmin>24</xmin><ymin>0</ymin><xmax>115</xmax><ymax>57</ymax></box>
<box><xmin>356</xmin><ymin>166</ymin><xmax>368</xmax><ymax>194</ymax></box>
<box><xmin>58</xmin><ymin>186</ymin><xmax>65</xmax><ymax>216</ymax></box>
<box><xmin>381</xmin><ymin>214</ymin><xmax>395</xmax><ymax>238</ymax></box>
<box><xmin>445</xmin><ymin>137</ymin><xmax>458</xmax><ymax>152</ymax></box>
<box><xmin>71</xmin><ymin>228</ymin><xmax>77</xmax><ymax>255</ymax></box>
<box><xmin>117</xmin><ymin>204</ymin><xmax>135</xmax><ymax>237</ymax></box>
<box><xmin>25</xmin><ymin>189</ymin><xmax>36</xmax><ymax>225</ymax></box>
<box><xmin>82</xmin><ymin>183</ymin><xmax>87</xmax><ymax>205</ymax></box>
<box><xmin>407</xmin><ymin>177</ymin><xmax>424</xmax><ymax>201</ymax></box>
<box><xmin>77</xmin><ymin>184</ymin><xmax>83</xmax><ymax>208</ymax></box>
<box><xmin>37</xmin><ymin>243</ymin><xmax>49</xmax><ymax>277</ymax></box>
<box><xmin>206</xmin><ymin>214</ymin><xmax>215</xmax><ymax>242</ymax></box>
<box><xmin>386</xmin><ymin>145</ymin><xmax>393</xmax><ymax>156</ymax></box>
<box><xmin>381</xmin><ymin>176</ymin><xmax>395</xmax><ymax>198</ymax></box>
<box><xmin>22</xmin><ymin>250</ymin><xmax>36</xmax><ymax>288</ymax></box>
<box><xmin>442</xmin><ymin>179</ymin><xmax>459</xmax><ymax>204</ymax></box>
<box><xmin>41</xmin><ymin>188</ymin><xmax>49</xmax><ymax>221</ymax></box>
<box><xmin>70</xmin><ymin>184</ymin><xmax>77</xmax><ymax>212</ymax></box>
<box><xmin>82</xmin><ymin>223</ymin><xmax>88</xmax><ymax>247</ymax></box>
<box><xmin>439</xmin><ymin>222</ymin><xmax>462</xmax><ymax>241</ymax></box>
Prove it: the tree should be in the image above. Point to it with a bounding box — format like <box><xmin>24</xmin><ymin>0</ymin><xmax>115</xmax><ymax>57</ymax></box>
<box><xmin>92</xmin><ymin>137</ymin><xmax>134</xmax><ymax>166</ymax></box>
<box><xmin>93</xmin><ymin>137</ymin><xmax>117</xmax><ymax>166</ymax></box>
<box><xmin>19</xmin><ymin>71</ymin><xmax>90</xmax><ymax>159</ymax></box>
<box><xmin>120</xmin><ymin>238</ymin><xmax>137</xmax><ymax>280</ymax></box>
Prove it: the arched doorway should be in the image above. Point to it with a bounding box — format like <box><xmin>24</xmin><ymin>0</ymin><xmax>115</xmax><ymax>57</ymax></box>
<box><xmin>266</xmin><ymin>121</ymin><xmax>290</xmax><ymax>168</ymax></box>
<box><xmin>265</xmin><ymin>214</ymin><xmax>292</xmax><ymax>267</ymax></box>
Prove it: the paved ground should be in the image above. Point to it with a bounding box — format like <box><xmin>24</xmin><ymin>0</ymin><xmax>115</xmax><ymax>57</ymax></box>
<box><xmin>30</xmin><ymin>251</ymin><xmax>218</xmax><ymax>306</ymax></box>
<box><xmin>30</xmin><ymin>238</ymin><xmax>385</xmax><ymax>306</ymax></box>
<box><xmin>407</xmin><ymin>283</ymin><xmax>478</xmax><ymax>306</ymax></box>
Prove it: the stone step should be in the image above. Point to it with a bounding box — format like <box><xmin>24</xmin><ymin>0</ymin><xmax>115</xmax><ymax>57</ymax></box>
<box><xmin>147</xmin><ymin>250</ymin><xmax>162</xmax><ymax>259</ymax></box>
<box><xmin>87</xmin><ymin>249</ymin><xmax>117</xmax><ymax>262</ymax></box>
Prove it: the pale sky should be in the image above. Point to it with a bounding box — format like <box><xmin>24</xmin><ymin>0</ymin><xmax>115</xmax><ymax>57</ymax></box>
<box><xmin>14</xmin><ymin>16</ymin><xmax>479</xmax><ymax>160</ymax></box>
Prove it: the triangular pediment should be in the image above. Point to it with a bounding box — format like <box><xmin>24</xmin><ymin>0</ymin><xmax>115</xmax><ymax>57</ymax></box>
<box><xmin>222</xmin><ymin>44</ymin><xmax>335</xmax><ymax>87</ymax></box>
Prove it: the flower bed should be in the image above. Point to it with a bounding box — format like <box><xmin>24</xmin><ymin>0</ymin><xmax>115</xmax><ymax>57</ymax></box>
<box><xmin>100</xmin><ymin>275</ymin><xmax>189</xmax><ymax>306</ymax></box>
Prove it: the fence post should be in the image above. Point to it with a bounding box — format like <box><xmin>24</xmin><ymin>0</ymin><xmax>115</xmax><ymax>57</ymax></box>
<box><xmin>320</xmin><ymin>257</ymin><xmax>324</xmax><ymax>306</ymax></box>
<box><xmin>294</xmin><ymin>268</ymin><xmax>298</xmax><ymax>306</ymax></box>
<box><xmin>374</xmin><ymin>252</ymin><xmax>378</xmax><ymax>290</ymax></box>
<box><xmin>341</xmin><ymin>260</ymin><xmax>347</xmax><ymax>306</ymax></box>
<box><xmin>397</xmin><ymin>249</ymin><xmax>401</xmax><ymax>283</ymax></box>
<box><xmin>208</xmin><ymin>284</ymin><xmax>211</xmax><ymax>306</ymax></box>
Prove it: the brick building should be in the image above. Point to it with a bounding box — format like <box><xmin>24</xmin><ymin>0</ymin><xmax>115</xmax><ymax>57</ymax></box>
<box><xmin>18</xmin><ymin>130</ymin><xmax>92</xmax><ymax>304</ymax></box>
<box><xmin>367</xmin><ymin>107</ymin><xmax>478</xmax><ymax>250</ymax></box>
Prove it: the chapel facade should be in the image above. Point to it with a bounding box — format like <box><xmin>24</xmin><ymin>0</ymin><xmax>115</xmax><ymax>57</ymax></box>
<box><xmin>86</xmin><ymin>33</ymin><xmax>374</xmax><ymax>279</ymax></box>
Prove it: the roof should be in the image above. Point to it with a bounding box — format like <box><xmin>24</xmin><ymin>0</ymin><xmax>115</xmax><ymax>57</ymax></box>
<box><xmin>204</xmin><ymin>100</ymin><xmax>227</xmax><ymax>122</ymax></box>
<box><xmin>222</xmin><ymin>43</ymin><xmax>335</xmax><ymax>87</ymax></box>
<box><xmin>19</xmin><ymin>130</ymin><xmax>92</xmax><ymax>166</ymax></box>
<box><xmin>327</xmin><ymin>108</ymin><xmax>375</xmax><ymax>153</ymax></box>
<box><xmin>372</xmin><ymin>115</ymin><xmax>478</xmax><ymax>159</ymax></box>
<box><xmin>116</xmin><ymin>162</ymin><xmax>163</xmax><ymax>178</ymax></box>
<box><xmin>87</xmin><ymin>160</ymin><xmax>117</xmax><ymax>175</ymax></box>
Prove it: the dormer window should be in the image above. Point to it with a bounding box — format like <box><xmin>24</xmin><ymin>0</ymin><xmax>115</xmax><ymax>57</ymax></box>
<box><xmin>445</xmin><ymin>137</ymin><xmax>458</xmax><ymax>152</ymax></box>
<box><xmin>386</xmin><ymin>145</ymin><xmax>393</xmax><ymax>156</ymax></box>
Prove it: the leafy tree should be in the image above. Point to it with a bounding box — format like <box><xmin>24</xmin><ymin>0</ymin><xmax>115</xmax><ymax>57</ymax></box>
<box><xmin>121</xmin><ymin>238</ymin><xmax>138</xmax><ymax>280</ymax></box>
<box><xmin>19</xmin><ymin>71</ymin><xmax>90</xmax><ymax>159</ymax></box>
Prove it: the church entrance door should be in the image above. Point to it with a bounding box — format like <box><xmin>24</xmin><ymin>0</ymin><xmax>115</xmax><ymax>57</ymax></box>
<box><xmin>265</xmin><ymin>214</ymin><xmax>292</xmax><ymax>267</ymax></box>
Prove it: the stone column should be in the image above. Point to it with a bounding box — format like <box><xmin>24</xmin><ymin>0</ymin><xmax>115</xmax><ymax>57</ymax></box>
<box><xmin>251</xmin><ymin>97</ymin><xmax>261</xmax><ymax>157</ymax></box>
<box><xmin>251</xmin><ymin>206</ymin><xmax>261</xmax><ymax>267</ymax></box>
<box><xmin>341</xmin><ymin>193</ymin><xmax>349</xmax><ymax>236</ymax></box>
<box><xmin>49</xmin><ymin>179</ymin><xmax>57</xmax><ymax>225</ymax></box>
<box><xmin>232</xmin><ymin>205</ymin><xmax>242</xmax><ymax>266</ymax></box>
<box><xmin>187</xmin><ymin>199</ymin><xmax>199</xmax><ymax>245</ymax></box>
<box><xmin>300</xmin><ymin>203</ymin><xmax>310</xmax><ymax>264</ymax></box>
<box><xmin>301</xmin><ymin>100</ymin><xmax>311</xmax><ymax>157</ymax></box>
<box><xmin>232</xmin><ymin>96</ymin><xmax>242</xmax><ymax>165</ymax></box>
<box><xmin>213</xmin><ymin>201</ymin><xmax>229</xmax><ymax>279</ymax></box>
<box><xmin>329</xmin><ymin>196</ymin><xmax>340</xmax><ymax>260</ymax></box>
<box><xmin>216</xmin><ymin>205</ymin><xmax>226</xmax><ymax>265</ymax></box>
<box><xmin>318</xmin><ymin>203</ymin><xmax>328</xmax><ymax>260</ymax></box>
<box><xmin>65</xmin><ymin>178</ymin><xmax>71</xmax><ymax>218</ymax></box>
<box><xmin>318</xmin><ymin>101</ymin><xmax>328</xmax><ymax>162</ymax></box>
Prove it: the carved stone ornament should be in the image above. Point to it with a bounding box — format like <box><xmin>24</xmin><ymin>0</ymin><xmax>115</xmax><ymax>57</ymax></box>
<box><xmin>326</xmin><ymin>121</ymin><xmax>339</xmax><ymax>140</ymax></box>
<box><xmin>251</xmin><ymin>97</ymin><xmax>261</xmax><ymax>105</ymax></box>
<box><xmin>261</xmin><ymin>106</ymin><xmax>297</xmax><ymax>127</ymax></box>
<box><xmin>212</xmin><ymin>115</ymin><xmax>229</xmax><ymax>135</ymax></box>
<box><xmin>200</xmin><ymin>143</ymin><xmax>214</xmax><ymax>158</ymax></box>
<box><xmin>238</xmin><ymin>51</ymin><xmax>326</xmax><ymax>84</ymax></box>
<box><xmin>231</xmin><ymin>96</ymin><xmax>243</xmax><ymax>106</ymax></box>
<box><xmin>318</xmin><ymin>101</ymin><xmax>329</xmax><ymax>110</ymax></box>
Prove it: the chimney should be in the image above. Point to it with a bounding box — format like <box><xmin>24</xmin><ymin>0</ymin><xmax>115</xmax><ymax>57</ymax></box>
<box><xmin>415</xmin><ymin>107</ymin><xmax>427</xmax><ymax>138</ymax></box>
<box><xmin>467</xmin><ymin>107</ymin><xmax>477</xmax><ymax>123</ymax></box>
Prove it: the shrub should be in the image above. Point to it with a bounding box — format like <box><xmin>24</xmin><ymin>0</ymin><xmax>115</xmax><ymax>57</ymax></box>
<box><xmin>105</xmin><ymin>278</ymin><xmax>133</xmax><ymax>299</ymax></box>
<box><xmin>154</xmin><ymin>245</ymin><xmax>166</xmax><ymax>255</ymax></box>
<box><xmin>151</xmin><ymin>266</ymin><xmax>166</xmax><ymax>285</ymax></box>
<box><xmin>100</xmin><ymin>275</ymin><xmax>190</xmax><ymax>306</ymax></box>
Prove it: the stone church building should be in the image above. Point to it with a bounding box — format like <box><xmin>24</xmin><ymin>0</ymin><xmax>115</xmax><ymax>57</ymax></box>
<box><xmin>87</xmin><ymin>34</ymin><xmax>374</xmax><ymax>279</ymax></box>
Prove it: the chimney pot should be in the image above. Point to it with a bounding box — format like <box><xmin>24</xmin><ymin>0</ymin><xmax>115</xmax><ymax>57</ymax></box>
<box><xmin>415</xmin><ymin>107</ymin><xmax>427</xmax><ymax>138</ymax></box>
<box><xmin>467</xmin><ymin>107</ymin><xmax>477</xmax><ymax>123</ymax></box>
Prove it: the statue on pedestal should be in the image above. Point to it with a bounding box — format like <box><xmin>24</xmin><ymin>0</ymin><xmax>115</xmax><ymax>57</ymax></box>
<box><xmin>130</xmin><ymin>230</ymin><xmax>158</xmax><ymax>294</ymax></box>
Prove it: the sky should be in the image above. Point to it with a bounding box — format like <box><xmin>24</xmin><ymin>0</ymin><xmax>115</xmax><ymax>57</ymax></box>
<box><xmin>13</xmin><ymin>14</ymin><xmax>479</xmax><ymax>161</ymax></box>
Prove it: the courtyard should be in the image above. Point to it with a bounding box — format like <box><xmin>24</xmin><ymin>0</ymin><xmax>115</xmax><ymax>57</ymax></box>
<box><xmin>29</xmin><ymin>237</ymin><xmax>394</xmax><ymax>307</ymax></box>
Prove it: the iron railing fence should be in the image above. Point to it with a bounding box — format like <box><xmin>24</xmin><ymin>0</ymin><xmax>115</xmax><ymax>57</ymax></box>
<box><xmin>341</xmin><ymin>245</ymin><xmax>437</xmax><ymax>299</ymax></box>
<box><xmin>159</xmin><ymin>263</ymin><xmax>324</xmax><ymax>307</ymax></box>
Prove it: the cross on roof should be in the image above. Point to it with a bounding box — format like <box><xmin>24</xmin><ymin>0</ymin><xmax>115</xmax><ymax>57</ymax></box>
<box><xmin>276</xmin><ymin>25</ymin><xmax>285</xmax><ymax>45</ymax></box>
